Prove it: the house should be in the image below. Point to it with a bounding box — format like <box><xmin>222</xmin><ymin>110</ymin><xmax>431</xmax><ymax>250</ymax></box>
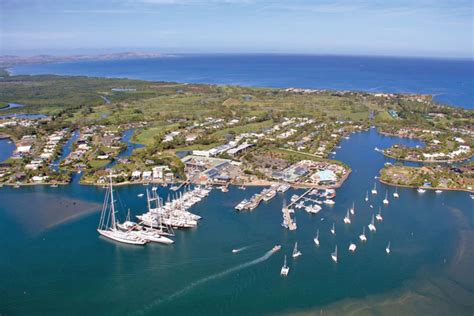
<box><xmin>142</xmin><ymin>171</ymin><xmax>152</xmax><ymax>181</ymax></box>
<box><xmin>131</xmin><ymin>170</ymin><xmax>141</xmax><ymax>180</ymax></box>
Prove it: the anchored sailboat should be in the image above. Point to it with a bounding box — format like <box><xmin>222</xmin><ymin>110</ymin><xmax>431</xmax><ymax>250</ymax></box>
<box><xmin>368</xmin><ymin>214</ymin><xmax>376</xmax><ymax>232</ymax></box>
<box><xmin>292</xmin><ymin>242</ymin><xmax>302</xmax><ymax>258</ymax></box>
<box><xmin>281</xmin><ymin>255</ymin><xmax>290</xmax><ymax>276</ymax></box>
<box><xmin>348</xmin><ymin>242</ymin><xmax>357</xmax><ymax>252</ymax></box>
<box><xmin>97</xmin><ymin>173</ymin><xmax>147</xmax><ymax>245</ymax></box>
<box><xmin>383</xmin><ymin>191</ymin><xmax>389</xmax><ymax>205</ymax></box>
<box><xmin>359</xmin><ymin>226</ymin><xmax>367</xmax><ymax>242</ymax></box>
<box><xmin>350</xmin><ymin>201</ymin><xmax>355</xmax><ymax>215</ymax></box>
<box><xmin>365</xmin><ymin>191</ymin><xmax>369</xmax><ymax>202</ymax></box>
<box><xmin>330</xmin><ymin>223</ymin><xmax>336</xmax><ymax>235</ymax></box>
<box><xmin>393</xmin><ymin>187</ymin><xmax>399</xmax><ymax>198</ymax></box>
<box><xmin>386</xmin><ymin>241</ymin><xmax>391</xmax><ymax>254</ymax></box>
<box><xmin>375</xmin><ymin>206</ymin><xmax>383</xmax><ymax>222</ymax></box>
<box><xmin>331</xmin><ymin>245</ymin><xmax>338</xmax><ymax>263</ymax></box>
<box><xmin>314</xmin><ymin>229</ymin><xmax>320</xmax><ymax>247</ymax></box>
<box><xmin>371</xmin><ymin>183</ymin><xmax>378</xmax><ymax>195</ymax></box>
<box><xmin>343</xmin><ymin>209</ymin><xmax>351</xmax><ymax>224</ymax></box>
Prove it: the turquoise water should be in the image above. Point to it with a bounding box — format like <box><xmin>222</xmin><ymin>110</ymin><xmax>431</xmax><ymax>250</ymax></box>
<box><xmin>1</xmin><ymin>129</ymin><xmax>473</xmax><ymax>315</ymax></box>
<box><xmin>10</xmin><ymin>55</ymin><xmax>474</xmax><ymax>108</ymax></box>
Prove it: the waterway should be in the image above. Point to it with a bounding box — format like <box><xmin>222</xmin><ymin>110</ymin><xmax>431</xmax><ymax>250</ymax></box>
<box><xmin>0</xmin><ymin>129</ymin><xmax>473</xmax><ymax>315</ymax></box>
<box><xmin>0</xmin><ymin>138</ymin><xmax>16</xmax><ymax>162</ymax></box>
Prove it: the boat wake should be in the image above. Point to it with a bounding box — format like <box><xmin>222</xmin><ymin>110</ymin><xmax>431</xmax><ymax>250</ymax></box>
<box><xmin>134</xmin><ymin>248</ymin><xmax>276</xmax><ymax>315</ymax></box>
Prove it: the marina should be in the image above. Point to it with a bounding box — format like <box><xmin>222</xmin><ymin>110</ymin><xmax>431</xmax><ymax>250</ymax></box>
<box><xmin>1</xmin><ymin>128</ymin><xmax>473</xmax><ymax>315</ymax></box>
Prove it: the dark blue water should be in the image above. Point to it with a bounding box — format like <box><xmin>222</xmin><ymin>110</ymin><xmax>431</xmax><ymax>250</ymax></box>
<box><xmin>0</xmin><ymin>103</ymin><xmax>25</xmax><ymax>111</ymax></box>
<box><xmin>0</xmin><ymin>138</ymin><xmax>16</xmax><ymax>162</ymax></box>
<box><xmin>1</xmin><ymin>129</ymin><xmax>473</xmax><ymax>315</ymax></box>
<box><xmin>10</xmin><ymin>55</ymin><xmax>474</xmax><ymax>108</ymax></box>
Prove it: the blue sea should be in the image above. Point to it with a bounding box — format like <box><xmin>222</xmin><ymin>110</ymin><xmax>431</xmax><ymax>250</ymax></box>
<box><xmin>10</xmin><ymin>54</ymin><xmax>474</xmax><ymax>108</ymax></box>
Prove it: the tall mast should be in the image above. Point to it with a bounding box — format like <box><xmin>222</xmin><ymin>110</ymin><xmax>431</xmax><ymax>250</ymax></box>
<box><xmin>109</xmin><ymin>172</ymin><xmax>117</xmax><ymax>230</ymax></box>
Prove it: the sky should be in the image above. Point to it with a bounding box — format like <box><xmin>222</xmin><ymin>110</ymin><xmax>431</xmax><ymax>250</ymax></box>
<box><xmin>0</xmin><ymin>0</ymin><xmax>473</xmax><ymax>58</ymax></box>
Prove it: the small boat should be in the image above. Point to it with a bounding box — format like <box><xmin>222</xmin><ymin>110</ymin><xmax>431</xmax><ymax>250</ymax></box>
<box><xmin>350</xmin><ymin>201</ymin><xmax>355</xmax><ymax>215</ymax></box>
<box><xmin>151</xmin><ymin>186</ymin><xmax>158</xmax><ymax>191</ymax></box>
<box><xmin>50</xmin><ymin>184</ymin><xmax>58</xmax><ymax>188</ymax></box>
<box><xmin>305</xmin><ymin>204</ymin><xmax>322</xmax><ymax>214</ymax></box>
<box><xmin>365</xmin><ymin>191</ymin><xmax>369</xmax><ymax>202</ymax></box>
<box><xmin>292</xmin><ymin>242</ymin><xmax>302</xmax><ymax>258</ymax></box>
<box><xmin>375</xmin><ymin>207</ymin><xmax>383</xmax><ymax>222</ymax></box>
<box><xmin>417</xmin><ymin>188</ymin><xmax>426</xmax><ymax>193</ymax></box>
<box><xmin>232</xmin><ymin>249</ymin><xmax>239</xmax><ymax>253</ymax></box>
<box><xmin>368</xmin><ymin>214</ymin><xmax>376</xmax><ymax>232</ymax></box>
<box><xmin>271</xmin><ymin>245</ymin><xmax>282</xmax><ymax>253</ymax></box>
<box><xmin>330</xmin><ymin>223</ymin><xmax>336</xmax><ymax>236</ymax></box>
<box><xmin>393</xmin><ymin>188</ymin><xmax>399</xmax><ymax>198</ymax></box>
<box><xmin>371</xmin><ymin>183</ymin><xmax>378</xmax><ymax>195</ymax></box>
<box><xmin>323</xmin><ymin>199</ymin><xmax>335</xmax><ymax>205</ymax></box>
<box><xmin>359</xmin><ymin>226</ymin><xmax>367</xmax><ymax>242</ymax></box>
<box><xmin>314</xmin><ymin>229</ymin><xmax>320</xmax><ymax>247</ymax></box>
<box><xmin>238</xmin><ymin>185</ymin><xmax>246</xmax><ymax>190</ymax></box>
<box><xmin>343</xmin><ymin>209</ymin><xmax>351</xmax><ymax>224</ymax></box>
<box><xmin>220</xmin><ymin>186</ymin><xmax>229</xmax><ymax>193</ymax></box>
<box><xmin>348</xmin><ymin>243</ymin><xmax>357</xmax><ymax>252</ymax></box>
<box><xmin>435</xmin><ymin>189</ymin><xmax>443</xmax><ymax>194</ymax></box>
<box><xmin>470</xmin><ymin>194</ymin><xmax>474</xmax><ymax>200</ymax></box>
<box><xmin>137</xmin><ymin>193</ymin><xmax>144</xmax><ymax>197</ymax></box>
<box><xmin>383</xmin><ymin>191</ymin><xmax>389</xmax><ymax>205</ymax></box>
<box><xmin>331</xmin><ymin>245</ymin><xmax>338</xmax><ymax>263</ymax></box>
<box><xmin>386</xmin><ymin>241</ymin><xmax>391</xmax><ymax>254</ymax></box>
<box><xmin>280</xmin><ymin>255</ymin><xmax>290</xmax><ymax>276</ymax></box>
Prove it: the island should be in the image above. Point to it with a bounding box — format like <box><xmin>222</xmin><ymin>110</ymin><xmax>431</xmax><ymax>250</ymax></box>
<box><xmin>0</xmin><ymin>71</ymin><xmax>472</xmax><ymax>192</ymax></box>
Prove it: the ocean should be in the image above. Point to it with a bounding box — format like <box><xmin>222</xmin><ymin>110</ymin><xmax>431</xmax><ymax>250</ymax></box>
<box><xmin>9</xmin><ymin>54</ymin><xmax>474</xmax><ymax>109</ymax></box>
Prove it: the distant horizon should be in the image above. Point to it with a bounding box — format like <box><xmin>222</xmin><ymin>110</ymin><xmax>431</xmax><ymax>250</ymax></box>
<box><xmin>2</xmin><ymin>50</ymin><xmax>473</xmax><ymax>61</ymax></box>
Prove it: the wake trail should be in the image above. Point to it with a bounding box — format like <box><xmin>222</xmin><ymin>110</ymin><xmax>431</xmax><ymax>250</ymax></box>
<box><xmin>133</xmin><ymin>249</ymin><xmax>276</xmax><ymax>315</ymax></box>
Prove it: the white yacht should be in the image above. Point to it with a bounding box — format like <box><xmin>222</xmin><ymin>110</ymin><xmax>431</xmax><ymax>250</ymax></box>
<box><xmin>235</xmin><ymin>199</ymin><xmax>249</xmax><ymax>211</ymax></box>
<box><xmin>365</xmin><ymin>191</ymin><xmax>369</xmax><ymax>202</ymax></box>
<box><xmin>393</xmin><ymin>188</ymin><xmax>399</xmax><ymax>198</ymax></box>
<box><xmin>359</xmin><ymin>226</ymin><xmax>367</xmax><ymax>242</ymax></box>
<box><xmin>417</xmin><ymin>188</ymin><xmax>426</xmax><ymax>193</ymax></box>
<box><xmin>386</xmin><ymin>241</ymin><xmax>391</xmax><ymax>254</ymax></box>
<box><xmin>383</xmin><ymin>191</ymin><xmax>389</xmax><ymax>205</ymax></box>
<box><xmin>131</xmin><ymin>227</ymin><xmax>174</xmax><ymax>244</ymax></box>
<box><xmin>371</xmin><ymin>183</ymin><xmax>378</xmax><ymax>195</ymax></box>
<box><xmin>435</xmin><ymin>189</ymin><xmax>443</xmax><ymax>194</ymax></box>
<box><xmin>350</xmin><ymin>201</ymin><xmax>355</xmax><ymax>215</ymax></box>
<box><xmin>292</xmin><ymin>242</ymin><xmax>302</xmax><ymax>258</ymax></box>
<box><xmin>375</xmin><ymin>207</ymin><xmax>383</xmax><ymax>222</ymax></box>
<box><xmin>343</xmin><ymin>209</ymin><xmax>351</xmax><ymax>224</ymax></box>
<box><xmin>281</xmin><ymin>255</ymin><xmax>290</xmax><ymax>276</ymax></box>
<box><xmin>368</xmin><ymin>214</ymin><xmax>376</xmax><ymax>232</ymax></box>
<box><xmin>305</xmin><ymin>204</ymin><xmax>322</xmax><ymax>214</ymax></box>
<box><xmin>348</xmin><ymin>243</ymin><xmax>357</xmax><ymax>252</ymax></box>
<box><xmin>323</xmin><ymin>199</ymin><xmax>335</xmax><ymax>205</ymax></box>
<box><xmin>137</xmin><ymin>193</ymin><xmax>144</xmax><ymax>198</ymax></box>
<box><xmin>97</xmin><ymin>173</ymin><xmax>147</xmax><ymax>246</ymax></box>
<box><xmin>331</xmin><ymin>245</ymin><xmax>338</xmax><ymax>263</ymax></box>
<box><xmin>330</xmin><ymin>223</ymin><xmax>336</xmax><ymax>236</ymax></box>
<box><xmin>314</xmin><ymin>229</ymin><xmax>320</xmax><ymax>247</ymax></box>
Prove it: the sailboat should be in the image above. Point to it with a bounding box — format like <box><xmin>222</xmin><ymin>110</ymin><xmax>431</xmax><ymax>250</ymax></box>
<box><xmin>350</xmin><ymin>201</ymin><xmax>355</xmax><ymax>215</ymax></box>
<box><xmin>359</xmin><ymin>226</ymin><xmax>367</xmax><ymax>242</ymax></box>
<box><xmin>365</xmin><ymin>191</ymin><xmax>369</xmax><ymax>202</ymax></box>
<box><xmin>117</xmin><ymin>208</ymin><xmax>139</xmax><ymax>231</ymax></box>
<box><xmin>292</xmin><ymin>242</ymin><xmax>302</xmax><ymax>258</ymax></box>
<box><xmin>383</xmin><ymin>191</ymin><xmax>389</xmax><ymax>205</ymax></box>
<box><xmin>314</xmin><ymin>229</ymin><xmax>320</xmax><ymax>246</ymax></box>
<box><xmin>386</xmin><ymin>241</ymin><xmax>391</xmax><ymax>254</ymax></box>
<box><xmin>97</xmin><ymin>173</ymin><xmax>147</xmax><ymax>245</ymax></box>
<box><xmin>375</xmin><ymin>206</ymin><xmax>383</xmax><ymax>222</ymax></box>
<box><xmin>371</xmin><ymin>183</ymin><xmax>378</xmax><ymax>195</ymax></box>
<box><xmin>368</xmin><ymin>214</ymin><xmax>376</xmax><ymax>232</ymax></box>
<box><xmin>343</xmin><ymin>209</ymin><xmax>351</xmax><ymax>224</ymax></box>
<box><xmin>281</xmin><ymin>255</ymin><xmax>290</xmax><ymax>276</ymax></box>
<box><xmin>330</xmin><ymin>223</ymin><xmax>336</xmax><ymax>235</ymax></box>
<box><xmin>348</xmin><ymin>242</ymin><xmax>357</xmax><ymax>252</ymax></box>
<box><xmin>393</xmin><ymin>187</ymin><xmax>399</xmax><ymax>198</ymax></box>
<box><xmin>331</xmin><ymin>245</ymin><xmax>338</xmax><ymax>263</ymax></box>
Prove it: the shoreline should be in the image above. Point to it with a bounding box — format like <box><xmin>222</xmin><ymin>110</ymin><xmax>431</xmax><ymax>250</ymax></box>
<box><xmin>382</xmin><ymin>151</ymin><xmax>473</xmax><ymax>164</ymax></box>
<box><xmin>378</xmin><ymin>178</ymin><xmax>474</xmax><ymax>194</ymax></box>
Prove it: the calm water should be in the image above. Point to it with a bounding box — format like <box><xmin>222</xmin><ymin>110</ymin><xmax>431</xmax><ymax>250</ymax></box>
<box><xmin>1</xmin><ymin>129</ymin><xmax>473</xmax><ymax>315</ymax></box>
<box><xmin>10</xmin><ymin>55</ymin><xmax>474</xmax><ymax>108</ymax></box>
<box><xmin>0</xmin><ymin>138</ymin><xmax>15</xmax><ymax>162</ymax></box>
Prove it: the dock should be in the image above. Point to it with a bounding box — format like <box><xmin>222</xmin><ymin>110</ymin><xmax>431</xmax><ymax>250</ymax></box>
<box><xmin>287</xmin><ymin>188</ymin><xmax>313</xmax><ymax>208</ymax></box>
